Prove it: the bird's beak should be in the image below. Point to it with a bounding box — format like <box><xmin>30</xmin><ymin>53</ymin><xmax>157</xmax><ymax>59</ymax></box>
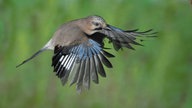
<box><xmin>104</xmin><ymin>24</ymin><xmax>112</xmax><ymax>31</ymax></box>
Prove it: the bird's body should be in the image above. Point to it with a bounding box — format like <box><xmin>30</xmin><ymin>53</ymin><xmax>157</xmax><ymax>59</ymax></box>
<box><xmin>49</xmin><ymin>20</ymin><xmax>84</xmax><ymax>47</ymax></box>
<box><xmin>17</xmin><ymin>15</ymin><xmax>156</xmax><ymax>92</ymax></box>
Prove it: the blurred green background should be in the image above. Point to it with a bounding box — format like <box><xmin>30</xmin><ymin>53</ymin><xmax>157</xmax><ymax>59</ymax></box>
<box><xmin>1</xmin><ymin>0</ymin><xmax>192</xmax><ymax>108</ymax></box>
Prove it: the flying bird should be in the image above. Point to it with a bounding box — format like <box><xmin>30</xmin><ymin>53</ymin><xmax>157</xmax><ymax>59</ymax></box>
<box><xmin>17</xmin><ymin>15</ymin><xmax>156</xmax><ymax>92</ymax></box>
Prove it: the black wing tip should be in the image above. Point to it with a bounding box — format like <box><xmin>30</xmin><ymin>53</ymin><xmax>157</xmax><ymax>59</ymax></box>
<box><xmin>130</xmin><ymin>47</ymin><xmax>135</xmax><ymax>50</ymax></box>
<box><xmin>102</xmin><ymin>50</ymin><xmax>115</xmax><ymax>58</ymax></box>
<box><xmin>124</xmin><ymin>29</ymin><xmax>139</xmax><ymax>32</ymax></box>
<box><xmin>125</xmin><ymin>28</ymin><xmax>158</xmax><ymax>36</ymax></box>
<box><xmin>92</xmin><ymin>80</ymin><xmax>99</xmax><ymax>84</ymax></box>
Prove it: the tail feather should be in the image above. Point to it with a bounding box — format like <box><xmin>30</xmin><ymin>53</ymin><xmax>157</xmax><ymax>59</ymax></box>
<box><xmin>16</xmin><ymin>47</ymin><xmax>47</xmax><ymax>68</ymax></box>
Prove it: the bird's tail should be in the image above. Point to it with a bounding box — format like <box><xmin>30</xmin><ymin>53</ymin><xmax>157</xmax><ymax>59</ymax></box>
<box><xmin>16</xmin><ymin>39</ymin><xmax>53</xmax><ymax>68</ymax></box>
<box><xmin>16</xmin><ymin>48</ymin><xmax>47</xmax><ymax>68</ymax></box>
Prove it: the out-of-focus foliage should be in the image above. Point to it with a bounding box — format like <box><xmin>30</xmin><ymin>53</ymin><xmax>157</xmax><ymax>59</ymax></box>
<box><xmin>0</xmin><ymin>0</ymin><xmax>192</xmax><ymax>108</ymax></box>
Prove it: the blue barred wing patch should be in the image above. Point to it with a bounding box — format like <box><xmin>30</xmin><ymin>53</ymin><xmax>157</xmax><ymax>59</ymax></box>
<box><xmin>51</xmin><ymin>39</ymin><xmax>114</xmax><ymax>92</ymax></box>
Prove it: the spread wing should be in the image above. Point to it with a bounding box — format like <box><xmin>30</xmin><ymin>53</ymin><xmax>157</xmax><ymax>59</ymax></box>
<box><xmin>99</xmin><ymin>25</ymin><xmax>157</xmax><ymax>51</ymax></box>
<box><xmin>51</xmin><ymin>39</ymin><xmax>114</xmax><ymax>92</ymax></box>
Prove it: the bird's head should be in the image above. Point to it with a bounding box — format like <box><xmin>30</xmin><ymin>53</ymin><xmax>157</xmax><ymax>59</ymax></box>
<box><xmin>82</xmin><ymin>15</ymin><xmax>111</xmax><ymax>35</ymax></box>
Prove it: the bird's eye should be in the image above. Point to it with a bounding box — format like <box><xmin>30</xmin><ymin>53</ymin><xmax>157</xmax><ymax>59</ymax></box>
<box><xmin>92</xmin><ymin>22</ymin><xmax>99</xmax><ymax>26</ymax></box>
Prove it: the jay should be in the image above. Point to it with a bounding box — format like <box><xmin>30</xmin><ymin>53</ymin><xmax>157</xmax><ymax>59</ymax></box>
<box><xmin>17</xmin><ymin>15</ymin><xmax>156</xmax><ymax>92</ymax></box>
